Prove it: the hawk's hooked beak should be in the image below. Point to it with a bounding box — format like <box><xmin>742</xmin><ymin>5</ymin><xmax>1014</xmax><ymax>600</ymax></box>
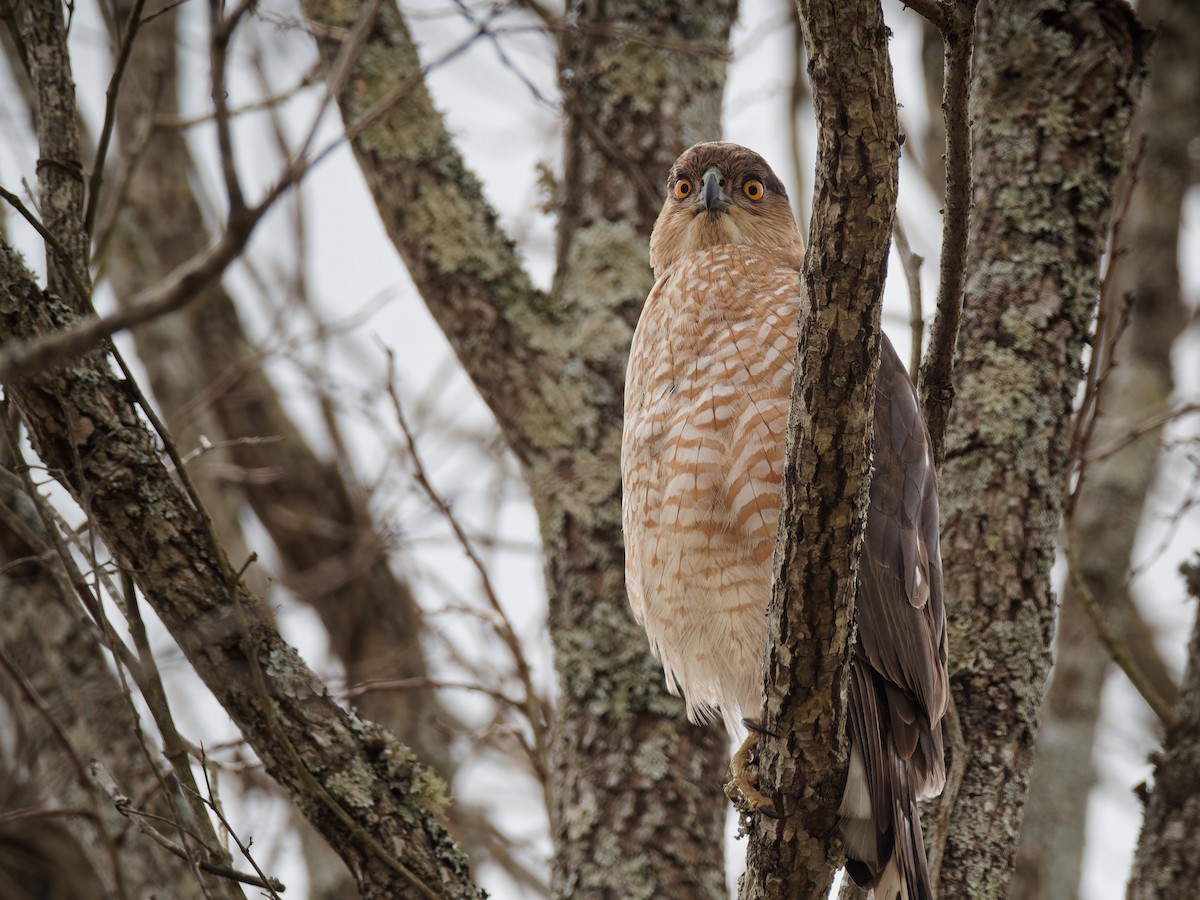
<box><xmin>700</xmin><ymin>167</ymin><xmax>730</xmax><ymax>212</ymax></box>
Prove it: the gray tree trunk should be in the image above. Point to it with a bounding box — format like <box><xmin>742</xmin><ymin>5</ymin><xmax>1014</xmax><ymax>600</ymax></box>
<box><xmin>1011</xmin><ymin>3</ymin><xmax>1197</xmax><ymax>896</ymax></box>
<box><xmin>927</xmin><ymin>2</ymin><xmax>1146</xmax><ymax>896</ymax></box>
<box><xmin>297</xmin><ymin>0</ymin><xmax>738</xmax><ymax>895</ymax></box>
<box><xmin>1127</xmin><ymin>558</ymin><xmax>1200</xmax><ymax>899</ymax></box>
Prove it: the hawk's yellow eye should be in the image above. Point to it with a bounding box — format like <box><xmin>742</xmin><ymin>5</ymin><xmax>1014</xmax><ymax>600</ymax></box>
<box><xmin>674</xmin><ymin>179</ymin><xmax>693</xmax><ymax>200</ymax></box>
<box><xmin>743</xmin><ymin>179</ymin><xmax>765</xmax><ymax>201</ymax></box>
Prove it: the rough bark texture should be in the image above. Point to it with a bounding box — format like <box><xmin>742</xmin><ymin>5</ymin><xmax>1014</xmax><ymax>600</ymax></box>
<box><xmin>1128</xmin><ymin>558</ymin><xmax>1200</xmax><ymax>899</ymax></box>
<box><xmin>19</xmin><ymin>0</ymin><xmax>86</xmax><ymax>302</ymax></box>
<box><xmin>740</xmin><ymin>2</ymin><xmax>897</xmax><ymax>898</ymax></box>
<box><xmin>927</xmin><ymin>2</ymin><xmax>1145</xmax><ymax>896</ymax></box>
<box><xmin>1012</xmin><ymin>2</ymin><xmax>1196</xmax><ymax>894</ymax></box>
<box><xmin>298</xmin><ymin>1</ymin><xmax>737</xmax><ymax>896</ymax></box>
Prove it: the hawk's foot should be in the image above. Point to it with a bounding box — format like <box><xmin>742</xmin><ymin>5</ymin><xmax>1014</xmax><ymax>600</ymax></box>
<box><xmin>725</xmin><ymin>723</ymin><xmax>782</xmax><ymax>818</ymax></box>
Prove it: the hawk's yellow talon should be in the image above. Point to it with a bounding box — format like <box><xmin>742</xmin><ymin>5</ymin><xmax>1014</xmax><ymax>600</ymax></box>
<box><xmin>726</xmin><ymin>727</ymin><xmax>779</xmax><ymax>817</ymax></box>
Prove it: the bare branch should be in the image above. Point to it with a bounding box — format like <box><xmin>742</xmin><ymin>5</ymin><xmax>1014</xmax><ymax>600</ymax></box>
<box><xmin>0</xmin><ymin>0</ymin><xmax>387</xmax><ymax>384</ymax></box>
<box><xmin>902</xmin><ymin>0</ymin><xmax>949</xmax><ymax>29</ymax></box>
<box><xmin>1085</xmin><ymin>403</ymin><xmax>1200</xmax><ymax>464</ymax></box>
<box><xmin>1066</xmin><ymin>556</ymin><xmax>1178</xmax><ymax>727</ymax></box>
<box><xmin>917</xmin><ymin>0</ymin><xmax>980</xmax><ymax>466</ymax></box>
<box><xmin>383</xmin><ymin>347</ymin><xmax>551</xmax><ymax>793</ymax></box>
<box><xmin>85</xmin><ymin>0</ymin><xmax>147</xmax><ymax>235</ymax></box>
<box><xmin>90</xmin><ymin>760</ymin><xmax>286</xmax><ymax>895</ymax></box>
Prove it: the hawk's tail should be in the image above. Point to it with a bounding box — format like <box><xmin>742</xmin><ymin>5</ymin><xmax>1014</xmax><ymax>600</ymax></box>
<box><xmin>840</xmin><ymin>658</ymin><xmax>937</xmax><ymax>900</ymax></box>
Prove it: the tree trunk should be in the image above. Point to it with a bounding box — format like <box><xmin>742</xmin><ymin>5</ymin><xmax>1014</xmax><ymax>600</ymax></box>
<box><xmin>297</xmin><ymin>0</ymin><xmax>738</xmax><ymax>895</ymax></box>
<box><xmin>741</xmin><ymin>0</ymin><xmax>898</xmax><ymax>895</ymax></box>
<box><xmin>1011</xmin><ymin>4</ymin><xmax>1196</xmax><ymax>895</ymax></box>
<box><xmin>927</xmin><ymin>2</ymin><xmax>1146</xmax><ymax>896</ymax></box>
<box><xmin>1127</xmin><ymin>557</ymin><xmax>1200</xmax><ymax>899</ymax></box>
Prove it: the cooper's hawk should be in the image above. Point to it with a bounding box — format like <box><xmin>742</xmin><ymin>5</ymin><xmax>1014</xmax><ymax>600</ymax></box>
<box><xmin>621</xmin><ymin>142</ymin><xmax>948</xmax><ymax>900</ymax></box>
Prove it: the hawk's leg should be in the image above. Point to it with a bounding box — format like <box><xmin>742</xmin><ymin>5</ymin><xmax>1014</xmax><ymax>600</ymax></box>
<box><xmin>724</xmin><ymin>718</ymin><xmax>782</xmax><ymax>818</ymax></box>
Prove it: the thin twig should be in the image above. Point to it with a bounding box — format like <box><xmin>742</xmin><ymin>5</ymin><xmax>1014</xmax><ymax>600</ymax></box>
<box><xmin>208</xmin><ymin>0</ymin><xmax>248</xmax><ymax>214</ymax></box>
<box><xmin>155</xmin><ymin>66</ymin><xmax>322</xmax><ymax>129</ymax></box>
<box><xmin>902</xmin><ymin>0</ymin><xmax>949</xmax><ymax>29</ymax></box>
<box><xmin>0</xmin><ymin>184</ymin><xmax>92</xmax><ymax>303</ymax></box>
<box><xmin>90</xmin><ymin>67</ymin><xmax>163</xmax><ymax>269</ymax></box>
<box><xmin>1063</xmin><ymin>138</ymin><xmax>1146</xmax><ymax>516</ymax></box>
<box><xmin>123</xmin><ymin>572</ymin><xmax>228</xmax><ymax>859</ymax></box>
<box><xmin>382</xmin><ymin>345</ymin><xmax>552</xmax><ymax>793</ymax></box>
<box><xmin>85</xmin><ymin>0</ymin><xmax>148</xmax><ymax>235</ymax></box>
<box><xmin>1085</xmin><ymin>403</ymin><xmax>1200</xmax><ymax>465</ymax></box>
<box><xmin>342</xmin><ymin>676</ymin><xmax>528</xmax><ymax>712</ymax></box>
<box><xmin>451</xmin><ymin>0</ymin><xmax>555</xmax><ymax>109</ymax></box>
<box><xmin>1066</xmin><ymin>554</ymin><xmax>1179</xmax><ymax>728</ymax></box>
<box><xmin>0</xmin><ymin>14</ymin><xmax>481</xmax><ymax>384</ymax></box>
<box><xmin>0</xmin><ymin>806</ymin><xmax>96</xmax><ymax>825</ymax></box>
<box><xmin>0</xmin><ymin>641</ymin><xmax>93</xmax><ymax>788</ymax></box>
<box><xmin>917</xmin><ymin>0</ymin><xmax>979</xmax><ymax>467</ymax></box>
<box><xmin>195</xmin><ymin>750</ymin><xmax>284</xmax><ymax>900</ymax></box>
<box><xmin>89</xmin><ymin>760</ymin><xmax>287</xmax><ymax>894</ymax></box>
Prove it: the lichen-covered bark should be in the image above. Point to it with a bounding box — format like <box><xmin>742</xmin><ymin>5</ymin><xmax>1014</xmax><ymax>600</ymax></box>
<box><xmin>546</xmin><ymin>4</ymin><xmax>735</xmax><ymax>897</ymax></box>
<box><xmin>1128</xmin><ymin>557</ymin><xmax>1200</xmax><ymax>899</ymax></box>
<box><xmin>298</xmin><ymin>1</ymin><xmax>737</xmax><ymax>895</ymax></box>
<box><xmin>1012</xmin><ymin>2</ymin><xmax>1194</xmax><ymax>893</ymax></box>
<box><xmin>740</xmin><ymin>1</ymin><xmax>897</xmax><ymax>897</ymax></box>
<box><xmin>927</xmin><ymin>2</ymin><xmax>1145</xmax><ymax>896</ymax></box>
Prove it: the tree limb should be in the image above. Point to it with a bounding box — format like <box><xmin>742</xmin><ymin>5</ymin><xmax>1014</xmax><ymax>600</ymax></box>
<box><xmin>740</xmin><ymin>1</ymin><xmax>898</xmax><ymax>895</ymax></box>
<box><xmin>917</xmin><ymin>0</ymin><xmax>979</xmax><ymax>466</ymax></box>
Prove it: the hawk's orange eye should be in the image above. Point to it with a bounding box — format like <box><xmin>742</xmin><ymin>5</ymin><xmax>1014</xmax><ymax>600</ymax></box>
<box><xmin>674</xmin><ymin>179</ymin><xmax>693</xmax><ymax>200</ymax></box>
<box><xmin>743</xmin><ymin>179</ymin><xmax>765</xmax><ymax>201</ymax></box>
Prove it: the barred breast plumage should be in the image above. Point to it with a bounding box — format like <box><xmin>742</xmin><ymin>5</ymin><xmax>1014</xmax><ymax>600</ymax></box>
<box><xmin>622</xmin><ymin>244</ymin><xmax>799</xmax><ymax>736</ymax></box>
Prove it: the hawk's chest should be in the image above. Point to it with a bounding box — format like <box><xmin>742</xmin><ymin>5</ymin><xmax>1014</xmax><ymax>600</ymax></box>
<box><xmin>622</xmin><ymin>248</ymin><xmax>800</xmax><ymax>541</ymax></box>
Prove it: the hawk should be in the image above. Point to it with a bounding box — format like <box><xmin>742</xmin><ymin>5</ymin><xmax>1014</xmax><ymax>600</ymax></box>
<box><xmin>621</xmin><ymin>142</ymin><xmax>948</xmax><ymax>900</ymax></box>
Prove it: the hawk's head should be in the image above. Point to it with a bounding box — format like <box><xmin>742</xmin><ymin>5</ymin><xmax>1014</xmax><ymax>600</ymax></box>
<box><xmin>649</xmin><ymin>142</ymin><xmax>804</xmax><ymax>277</ymax></box>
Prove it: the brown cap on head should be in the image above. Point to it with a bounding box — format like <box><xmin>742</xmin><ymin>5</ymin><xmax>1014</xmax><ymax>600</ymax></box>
<box><xmin>649</xmin><ymin>142</ymin><xmax>804</xmax><ymax>277</ymax></box>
